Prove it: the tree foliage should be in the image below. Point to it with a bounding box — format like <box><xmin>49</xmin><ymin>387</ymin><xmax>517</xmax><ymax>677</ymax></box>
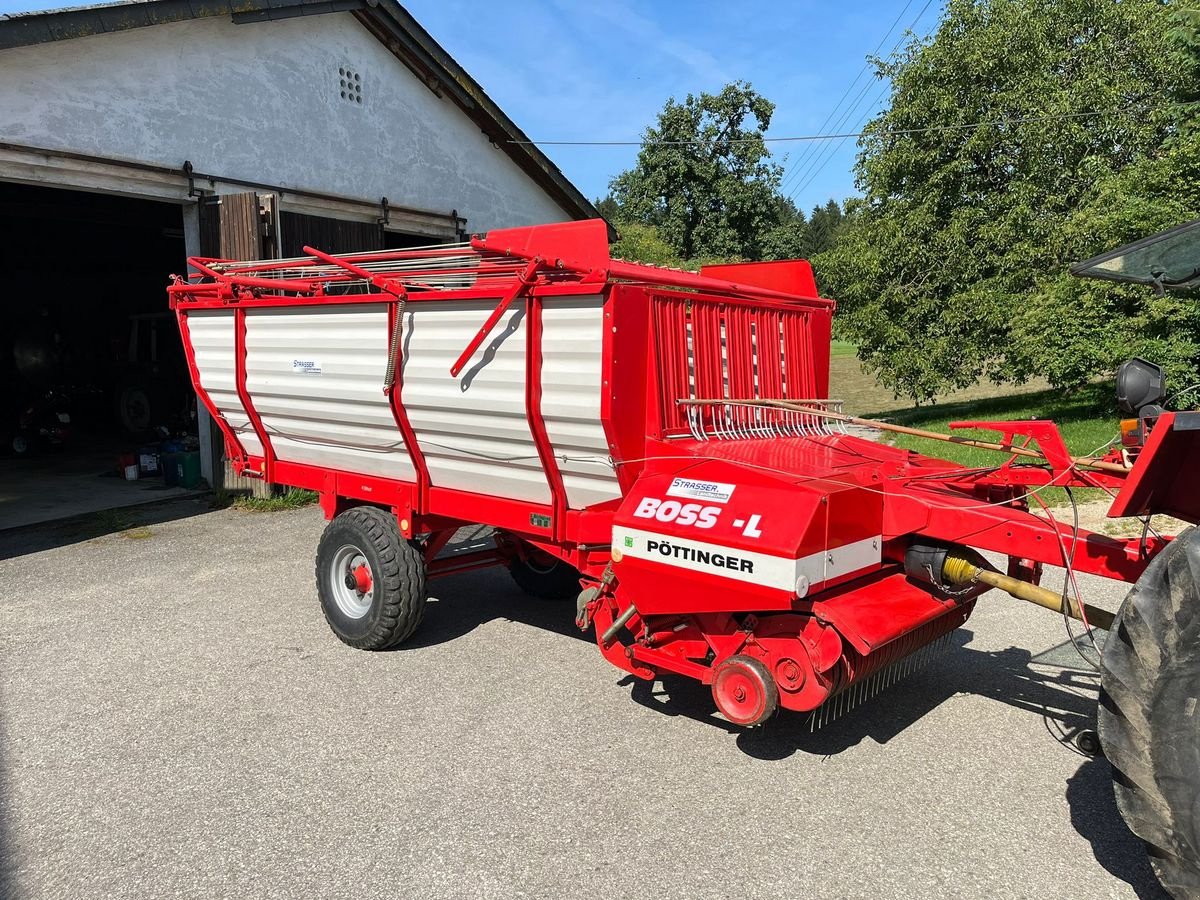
<box><xmin>608</xmin><ymin>82</ymin><xmax>781</xmax><ymax>261</ymax></box>
<box><xmin>817</xmin><ymin>0</ymin><xmax>1200</xmax><ymax>401</ymax></box>
<box><xmin>602</xmin><ymin>82</ymin><xmax>842</xmax><ymax>266</ymax></box>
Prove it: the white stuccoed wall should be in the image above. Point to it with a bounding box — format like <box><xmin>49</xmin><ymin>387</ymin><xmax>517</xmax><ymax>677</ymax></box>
<box><xmin>0</xmin><ymin>13</ymin><xmax>572</xmax><ymax>230</ymax></box>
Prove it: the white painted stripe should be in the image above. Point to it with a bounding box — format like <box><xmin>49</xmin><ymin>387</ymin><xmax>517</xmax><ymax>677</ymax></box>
<box><xmin>824</xmin><ymin>535</ymin><xmax>882</xmax><ymax>583</ymax></box>
<box><xmin>612</xmin><ymin>527</ymin><xmax>881</xmax><ymax>596</ymax></box>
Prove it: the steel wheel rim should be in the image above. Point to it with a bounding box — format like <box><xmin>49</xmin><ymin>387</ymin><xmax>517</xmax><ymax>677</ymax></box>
<box><xmin>329</xmin><ymin>543</ymin><xmax>374</xmax><ymax>619</ymax></box>
<box><xmin>713</xmin><ymin>660</ymin><xmax>770</xmax><ymax>726</ymax></box>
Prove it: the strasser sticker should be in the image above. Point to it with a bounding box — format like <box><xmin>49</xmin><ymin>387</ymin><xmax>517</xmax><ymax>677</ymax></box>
<box><xmin>292</xmin><ymin>359</ymin><xmax>322</xmax><ymax>375</ymax></box>
<box><xmin>666</xmin><ymin>477</ymin><xmax>736</xmax><ymax>504</ymax></box>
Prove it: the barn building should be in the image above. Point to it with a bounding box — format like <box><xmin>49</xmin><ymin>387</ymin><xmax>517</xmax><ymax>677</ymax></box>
<box><xmin>0</xmin><ymin>0</ymin><xmax>601</xmax><ymax>529</ymax></box>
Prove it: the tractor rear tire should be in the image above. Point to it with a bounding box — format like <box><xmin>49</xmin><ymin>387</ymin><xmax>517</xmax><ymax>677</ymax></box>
<box><xmin>1099</xmin><ymin>526</ymin><xmax>1200</xmax><ymax>898</ymax></box>
<box><xmin>315</xmin><ymin>506</ymin><xmax>426</xmax><ymax>650</ymax></box>
<box><xmin>508</xmin><ymin>553</ymin><xmax>580</xmax><ymax>601</ymax></box>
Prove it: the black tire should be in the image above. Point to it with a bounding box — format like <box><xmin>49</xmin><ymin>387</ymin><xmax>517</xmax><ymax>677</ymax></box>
<box><xmin>1099</xmin><ymin>525</ymin><xmax>1200</xmax><ymax>898</ymax></box>
<box><xmin>10</xmin><ymin>431</ymin><xmax>33</xmax><ymax>457</ymax></box>
<box><xmin>508</xmin><ymin>554</ymin><xmax>580</xmax><ymax>600</ymax></box>
<box><xmin>315</xmin><ymin>506</ymin><xmax>426</xmax><ymax>650</ymax></box>
<box><xmin>117</xmin><ymin>379</ymin><xmax>155</xmax><ymax>437</ymax></box>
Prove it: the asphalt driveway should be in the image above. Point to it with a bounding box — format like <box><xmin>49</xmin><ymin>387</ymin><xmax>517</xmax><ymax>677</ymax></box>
<box><xmin>0</xmin><ymin>499</ymin><xmax>1168</xmax><ymax>899</ymax></box>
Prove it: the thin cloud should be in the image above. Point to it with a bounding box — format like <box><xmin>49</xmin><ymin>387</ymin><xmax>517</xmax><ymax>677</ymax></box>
<box><xmin>552</xmin><ymin>0</ymin><xmax>732</xmax><ymax>86</ymax></box>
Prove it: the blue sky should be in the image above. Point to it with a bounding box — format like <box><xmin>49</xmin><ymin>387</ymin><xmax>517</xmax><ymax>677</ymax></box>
<box><xmin>401</xmin><ymin>0</ymin><xmax>944</xmax><ymax>213</ymax></box>
<box><xmin>0</xmin><ymin>0</ymin><xmax>943</xmax><ymax>215</ymax></box>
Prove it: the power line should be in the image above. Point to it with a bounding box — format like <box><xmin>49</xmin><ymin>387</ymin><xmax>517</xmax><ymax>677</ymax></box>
<box><xmin>788</xmin><ymin>84</ymin><xmax>891</xmax><ymax>202</ymax></box>
<box><xmin>784</xmin><ymin>68</ymin><xmax>890</xmax><ymax>197</ymax></box>
<box><xmin>785</xmin><ymin>0</ymin><xmax>939</xmax><ymax>202</ymax></box>
<box><xmin>505</xmin><ymin>108</ymin><xmax>1128</xmax><ymax>148</ymax></box>
<box><xmin>778</xmin><ymin>0</ymin><xmax>919</xmax><ymax>194</ymax></box>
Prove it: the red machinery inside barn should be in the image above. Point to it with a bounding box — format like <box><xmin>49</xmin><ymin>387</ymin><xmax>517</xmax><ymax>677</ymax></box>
<box><xmin>170</xmin><ymin>219</ymin><xmax>1200</xmax><ymax>897</ymax></box>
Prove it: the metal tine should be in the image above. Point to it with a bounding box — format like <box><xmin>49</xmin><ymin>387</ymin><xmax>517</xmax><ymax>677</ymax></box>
<box><xmin>770</xmin><ymin>410</ymin><xmax>785</xmax><ymax>438</ymax></box>
<box><xmin>757</xmin><ymin>406</ymin><xmax>774</xmax><ymax>439</ymax></box>
<box><xmin>732</xmin><ymin>405</ymin><xmax>747</xmax><ymax>440</ymax></box>
<box><xmin>739</xmin><ymin>405</ymin><xmax>758</xmax><ymax>441</ymax></box>
<box><xmin>715</xmin><ymin>405</ymin><xmax>732</xmax><ymax>441</ymax></box>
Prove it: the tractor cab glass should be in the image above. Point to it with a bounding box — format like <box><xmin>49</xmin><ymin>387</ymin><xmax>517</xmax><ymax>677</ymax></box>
<box><xmin>1070</xmin><ymin>218</ymin><xmax>1200</xmax><ymax>292</ymax></box>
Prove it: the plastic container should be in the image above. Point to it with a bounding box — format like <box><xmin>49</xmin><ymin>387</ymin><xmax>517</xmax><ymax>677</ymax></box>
<box><xmin>138</xmin><ymin>445</ymin><xmax>160</xmax><ymax>476</ymax></box>
<box><xmin>123</xmin><ymin>464</ymin><xmax>139</xmax><ymax>481</ymax></box>
<box><xmin>173</xmin><ymin>451</ymin><xmax>202</xmax><ymax>489</ymax></box>
<box><xmin>162</xmin><ymin>452</ymin><xmax>181</xmax><ymax>487</ymax></box>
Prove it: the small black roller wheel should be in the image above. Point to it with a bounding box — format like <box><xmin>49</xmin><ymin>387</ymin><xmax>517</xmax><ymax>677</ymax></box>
<box><xmin>712</xmin><ymin>654</ymin><xmax>778</xmax><ymax>727</ymax></box>
<box><xmin>508</xmin><ymin>549</ymin><xmax>580</xmax><ymax>601</ymax></box>
<box><xmin>10</xmin><ymin>431</ymin><xmax>32</xmax><ymax>457</ymax></box>
<box><xmin>1099</xmin><ymin>525</ymin><xmax>1200</xmax><ymax>898</ymax></box>
<box><xmin>1076</xmin><ymin>729</ymin><xmax>1102</xmax><ymax>757</ymax></box>
<box><xmin>315</xmin><ymin>506</ymin><xmax>426</xmax><ymax>650</ymax></box>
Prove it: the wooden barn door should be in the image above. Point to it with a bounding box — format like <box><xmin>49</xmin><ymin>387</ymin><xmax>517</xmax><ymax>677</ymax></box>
<box><xmin>198</xmin><ymin>191</ymin><xmax>279</xmax><ymax>261</ymax></box>
<box><xmin>279</xmin><ymin>211</ymin><xmax>383</xmax><ymax>257</ymax></box>
<box><xmin>197</xmin><ymin>192</ymin><xmax>279</xmax><ymax>496</ymax></box>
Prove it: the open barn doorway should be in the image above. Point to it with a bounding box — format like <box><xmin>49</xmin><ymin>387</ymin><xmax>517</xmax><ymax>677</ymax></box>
<box><xmin>0</xmin><ymin>181</ymin><xmax>201</xmax><ymax>533</ymax></box>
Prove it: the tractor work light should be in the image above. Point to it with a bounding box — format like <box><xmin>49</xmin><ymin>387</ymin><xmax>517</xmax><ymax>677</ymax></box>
<box><xmin>1117</xmin><ymin>358</ymin><xmax>1165</xmax><ymax>419</ymax></box>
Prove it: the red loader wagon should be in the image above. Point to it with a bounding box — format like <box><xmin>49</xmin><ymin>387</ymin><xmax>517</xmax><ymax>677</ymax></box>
<box><xmin>170</xmin><ymin>218</ymin><xmax>1200</xmax><ymax>897</ymax></box>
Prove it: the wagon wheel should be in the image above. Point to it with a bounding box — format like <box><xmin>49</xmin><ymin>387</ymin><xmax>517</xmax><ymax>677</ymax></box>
<box><xmin>507</xmin><ymin>544</ymin><xmax>581</xmax><ymax>601</ymax></box>
<box><xmin>1099</xmin><ymin>526</ymin><xmax>1200</xmax><ymax>898</ymax></box>
<box><xmin>315</xmin><ymin>506</ymin><xmax>426</xmax><ymax>650</ymax></box>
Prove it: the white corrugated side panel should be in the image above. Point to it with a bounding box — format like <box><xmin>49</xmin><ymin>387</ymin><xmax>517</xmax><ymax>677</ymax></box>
<box><xmin>186</xmin><ymin>310</ymin><xmax>263</xmax><ymax>457</ymax></box>
<box><xmin>541</xmin><ymin>296</ymin><xmax>622</xmax><ymax>508</ymax></box>
<box><xmin>243</xmin><ymin>305</ymin><xmax>415</xmax><ymax>481</ymax></box>
<box><xmin>401</xmin><ymin>299</ymin><xmax>551</xmax><ymax>504</ymax></box>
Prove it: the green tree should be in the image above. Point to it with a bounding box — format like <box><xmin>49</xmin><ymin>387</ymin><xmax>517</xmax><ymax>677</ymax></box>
<box><xmin>807</xmin><ymin>200</ymin><xmax>844</xmax><ymax>255</ymax></box>
<box><xmin>609</xmin><ymin>221</ymin><xmax>684</xmax><ymax>268</ymax></box>
<box><xmin>760</xmin><ymin>197</ymin><xmax>811</xmax><ymax>261</ymax></box>
<box><xmin>608</xmin><ymin>82</ymin><xmax>784</xmax><ymax>261</ymax></box>
<box><xmin>817</xmin><ymin>0</ymin><xmax>1199</xmax><ymax>401</ymax></box>
<box><xmin>593</xmin><ymin>195</ymin><xmax>619</xmax><ymax>221</ymax></box>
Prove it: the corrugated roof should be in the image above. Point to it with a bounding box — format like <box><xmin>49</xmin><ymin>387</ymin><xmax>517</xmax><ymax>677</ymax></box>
<box><xmin>0</xmin><ymin>0</ymin><xmax>609</xmax><ymax>236</ymax></box>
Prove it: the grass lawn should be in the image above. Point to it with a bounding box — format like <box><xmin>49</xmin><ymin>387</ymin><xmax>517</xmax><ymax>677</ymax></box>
<box><xmin>829</xmin><ymin>339</ymin><xmax>858</xmax><ymax>359</ymax></box>
<box><xmin>862</xmin><ymin>384</ymin><xmax>1123</xmax><ymax>508</ymax></box>
<box><xmin>867</xmin><ymin>383</ymin><xmax>1120</xmax><ymax>469</ymax></box>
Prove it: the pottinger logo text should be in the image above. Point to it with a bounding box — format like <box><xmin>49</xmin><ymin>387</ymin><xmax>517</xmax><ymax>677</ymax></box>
<box><xmin>644</xmin><ymin>538</ymin><xmax>754</xmax><ymax>573</ymax></box>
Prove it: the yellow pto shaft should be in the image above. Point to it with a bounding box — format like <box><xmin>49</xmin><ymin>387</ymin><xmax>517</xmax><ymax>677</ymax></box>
<box><xmin>942</xmin><ymin>554</ymin><xmax>1115</xmax><ymax>632</ymax></box>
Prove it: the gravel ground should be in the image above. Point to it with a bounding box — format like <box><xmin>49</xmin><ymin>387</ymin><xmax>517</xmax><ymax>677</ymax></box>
<box><xmin>0</xmin><ymin>498</ymin><xmax>1170</xmax><ymax>899</ymax></box>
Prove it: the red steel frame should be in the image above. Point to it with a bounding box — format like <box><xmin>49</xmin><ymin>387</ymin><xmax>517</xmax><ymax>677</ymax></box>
<box><xmin>169</xmin><ymin>218</ymin><xmax>1192</xmax><ymax>717</ymax></box>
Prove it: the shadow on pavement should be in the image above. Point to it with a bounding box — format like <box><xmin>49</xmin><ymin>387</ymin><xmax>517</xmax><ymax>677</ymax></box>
<box><xmin>621</xmin><ymin>630</ymin><xmax>1166</xmax><ymax>899</ymax></box>
<box><xmin>1067</xmin><ymin>758</ymin><xmax>1170</xmax><ymax>899</ymax></box>
<box><xmin>402</xmin><ymin>569</ymin><xmax>586</xmax><ymax>652</ymax></box>
<box><xmin>0</xmin><ymin>495</ymin><xmax>212</xmax><ymax>560</ymax></box>
<box><xmin>402</xmin><ymin>575</ymin><xmax>1165</xmax><ymax>898</ymax></box>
